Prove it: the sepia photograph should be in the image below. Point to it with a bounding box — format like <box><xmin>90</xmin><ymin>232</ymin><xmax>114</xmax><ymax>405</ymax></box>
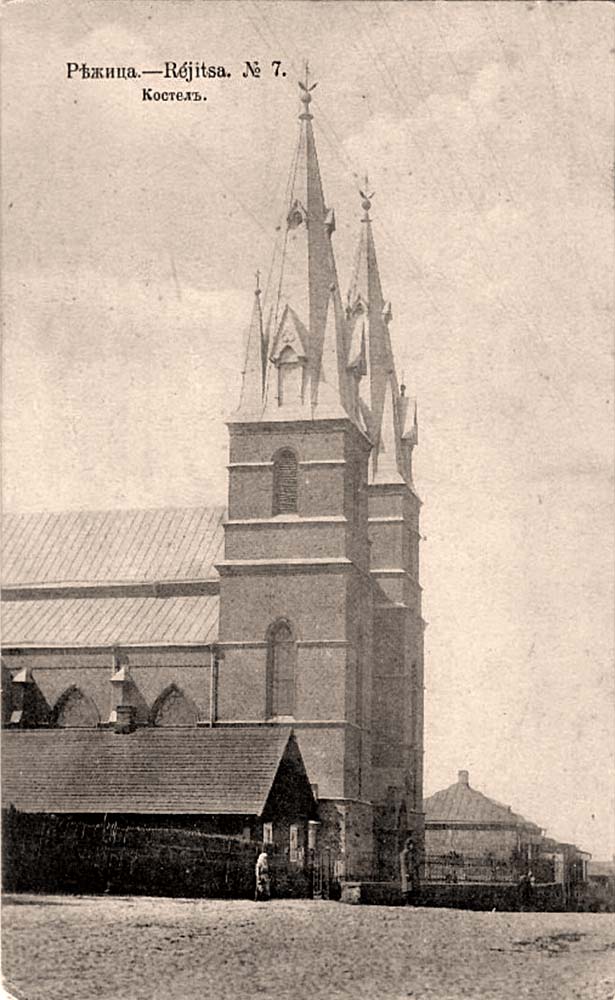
<box><xmin>2</xmin><ymin>2</ymin><xmax>614</xmax><ymax>998</ymax></box>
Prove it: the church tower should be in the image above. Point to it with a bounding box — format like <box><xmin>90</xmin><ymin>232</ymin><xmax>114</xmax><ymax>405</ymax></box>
<box><xmin>347</xmin><ymin>184</ymin><xmax>424</xmax><ymax>872</ymax></box>
<box><xmin>217</xmin><ymin>75</ymin><xmax>424</xmax><ymax>879</ymax></box>
<box><xmin>218</xmin><ymin>74</ymin><xmax>374</xmax><ymax>877</ymax></box>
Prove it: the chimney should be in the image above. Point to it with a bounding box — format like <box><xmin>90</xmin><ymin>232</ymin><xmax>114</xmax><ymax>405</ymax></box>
<box><xmin>458</xmin><ymin>770</ymin><xmax>469</xmax><ymax>786</ymax></box>
<box><xmin>114</xmin><ymin>705</ymin><xmax>136</xmax><ymax>734</ymax></box>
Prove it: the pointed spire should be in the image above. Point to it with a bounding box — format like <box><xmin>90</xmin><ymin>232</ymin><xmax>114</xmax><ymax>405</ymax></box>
<box><xmin>399</xmin><ymin>394</ymin><xmax>419</xmax><ymax>488</ymax></box>
<box><xmin>234</xmin><ymin>273</ymin><xmax>265</xmax><ymax>419</ymax></box>
<box><xmin>373</xmin><ymin>372</ymin><xmax>405</xmax><ymax>484</ymax></box>
<box><xmin>348</xmin><ymin>182</ymin><xmax>401</xmax><ymax>476</ymax></box>
<box><xmin>255</xmin><ymin>76</ymin><xmax>357</xmax><ymax>426</ymax></box>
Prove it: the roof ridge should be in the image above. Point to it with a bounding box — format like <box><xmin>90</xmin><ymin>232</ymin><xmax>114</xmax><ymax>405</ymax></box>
<box><xmin>3</xmin><ymin>503</ymin><xmax>227</xmax><ymax>519</ymax></box>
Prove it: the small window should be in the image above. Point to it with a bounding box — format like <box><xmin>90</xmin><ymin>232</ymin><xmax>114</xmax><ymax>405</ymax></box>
<box><xmin>289</xmin><ymin>824</ymin><xmax>300</xmax><ymax>863</ymax></box>
<box><xmin>272</xmin><ymin>449</ymin><xmax>298</xmax><ymax>515</ymax></box>
<box><xmin>263</xmin><ymin>822</ymin><xmax>274</xmax><ymax>845</ymax></box>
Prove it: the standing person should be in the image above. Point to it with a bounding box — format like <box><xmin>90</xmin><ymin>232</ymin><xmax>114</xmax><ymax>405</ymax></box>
<box><xmin>255</xmin><ymin>849</ymin><xmax>270</xmax><ymax>902</ymax></box>
<box><xmin>399</xmin><ymin>837</ymin><xmax>417</xmax><ymax>906</ymax></box>
<box><xmin>518</xmin><ymin>870</ymin><xmax>534</xmax><ymax>911</ymax></box>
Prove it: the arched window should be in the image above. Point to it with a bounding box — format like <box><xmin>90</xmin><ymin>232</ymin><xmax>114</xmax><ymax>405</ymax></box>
<box><xmin>150</xmin><ymin>684</ymin><xmax>198</xmax><ymax>727</ymax></box>
<box><xmin>267</xmin><ymin>620</ymin><xmax>296</xmax><ymax>718</ymax></box>
<box><xmin>272</xmin><ymin>449</ymin><xmax>298</xmax><ymax>516</ymax></box>
<box><xmin>53</xmin><ymin>686</ymin><xmax>100</xmax><ymax>728</ymax></box>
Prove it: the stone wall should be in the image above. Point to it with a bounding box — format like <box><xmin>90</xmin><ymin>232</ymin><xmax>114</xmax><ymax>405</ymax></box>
<box><xmin>420</xmin><ymin>881</ymin><xmax>566</xmax><ymax>912</ymax></box>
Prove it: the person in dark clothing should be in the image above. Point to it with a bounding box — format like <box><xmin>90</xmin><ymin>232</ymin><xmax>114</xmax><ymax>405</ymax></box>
<box><xmin>518</xmin><ymin>870</ymin><xmax>535</xmax><ymax>911</ymax></box>
<box><xmin>399</xmin><ymin>837</ymin><xmax>418</xmax><ymax>906</ymax></box>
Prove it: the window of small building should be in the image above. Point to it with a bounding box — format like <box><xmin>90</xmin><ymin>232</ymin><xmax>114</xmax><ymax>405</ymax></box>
<box><xmin>263</xmin><ymin>822</ymin><xmax>274</xmax><ymax>845</ymax></box>
<box><xmin>272</xmin><ymin>449</ymin><xmax>298</xmax><ymax>516</ymax></box>
<box><xmin>289</xmin><ymin>824</ymin><xmax>300</xmax><ymax>863</ymax></box>
<box><xmin>267</xmin><ymin>620</ymin><xmax>296</xmax><ymax>718</ymax></box>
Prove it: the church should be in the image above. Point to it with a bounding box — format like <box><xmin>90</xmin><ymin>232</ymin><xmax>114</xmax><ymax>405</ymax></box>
<box><xmin>2</xmin><ymin>78</ymin><xmax>425</xmax><ymax>884</ymax></box>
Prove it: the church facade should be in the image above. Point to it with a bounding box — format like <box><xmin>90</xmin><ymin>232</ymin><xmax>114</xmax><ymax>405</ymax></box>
<box><xmin>2</xmin><ymin>81</ymin><xmax>425</xmax><ymax>881</ymax></box>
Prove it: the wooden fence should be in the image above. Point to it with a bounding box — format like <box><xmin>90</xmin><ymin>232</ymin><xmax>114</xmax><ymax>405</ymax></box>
<box><xmin>2</xmin><ymin>809</ymin><xmax>309</xmax><ymax>899</ymax></box>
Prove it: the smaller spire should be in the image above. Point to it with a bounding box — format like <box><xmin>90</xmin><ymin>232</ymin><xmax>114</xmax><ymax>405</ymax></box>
<box><xmin>233</xmin><ymin>274</ymin><xmax>265</xmax><ymax>419</ymax></box>
<box><xmin>373</xmin><ymin>372</ymin><xmax>405</xmax><ymax>485</ymax></box>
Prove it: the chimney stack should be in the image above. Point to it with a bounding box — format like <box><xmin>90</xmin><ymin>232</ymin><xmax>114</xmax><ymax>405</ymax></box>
<box><xmin>114</xmin><ymin>704</ymin><xmax>136</xmax><ymax>734</ymax></box>
<box><xmin>458</xmin><ymin>769</ymin><xmax>469</xmax><ymax>786</ymax></box>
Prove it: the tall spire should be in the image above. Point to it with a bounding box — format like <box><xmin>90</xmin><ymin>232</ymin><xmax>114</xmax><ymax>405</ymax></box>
<box><xmin>257</xmin><ymin>70</ymin><xmax>355</xmax><ymax>424</ymax></box>
<box><xmin>347</xmin><ymin>183</ymin><xmax>405</xmax><ymax>481</ymax></box>
<box><xmin>234</xmin><ymin>273</ymin><xmax>265</xmax><ymax>419</ymax></box>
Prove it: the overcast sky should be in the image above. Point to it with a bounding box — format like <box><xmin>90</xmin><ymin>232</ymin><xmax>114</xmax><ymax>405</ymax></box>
<box><xmin>3</xmin><ymin>1</ymin><xmax>613</xmax><ymax>858</ymax></box>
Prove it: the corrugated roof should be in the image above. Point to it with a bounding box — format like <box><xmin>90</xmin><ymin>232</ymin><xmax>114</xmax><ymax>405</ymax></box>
<box><xmin>424</xmin><ymin>775</ymin><xmax>540</xmax><ymax>830</ymax></box>
<box><xmin>2</xmin><ymin>728</ymin><xmax>299</xmax><ymax>815</ymax></box>
<box><xmin>2</xmin><ymin>507</ymin><xmax>225</xmax><ymax>587</ymax></box>
<box><xmin>1</xmin><ymin>593</ymin><xmax>219</xmax><ymax>647</ymax></box>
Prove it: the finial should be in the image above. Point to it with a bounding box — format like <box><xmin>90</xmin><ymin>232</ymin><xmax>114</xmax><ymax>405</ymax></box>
<box><xmin>298</xmin><ymin>60</ymin><xmax>317</xmax><ymax>117</ymax></box>
<box><xmin>255</xmin><ymin>269</ymin><xmax>261</xmax><ymax>296</ymax></box>
<box><xmin>359</xmin><ymin>174</ymin><xmax>374</xmax><ymax>218</ymax></box>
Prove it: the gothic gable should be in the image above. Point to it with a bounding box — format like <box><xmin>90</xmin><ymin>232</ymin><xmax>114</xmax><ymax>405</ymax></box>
<box><xmin>269</xmin><ymin>305</ymin><xmax>309</xmax><ymax>365</ymax></box>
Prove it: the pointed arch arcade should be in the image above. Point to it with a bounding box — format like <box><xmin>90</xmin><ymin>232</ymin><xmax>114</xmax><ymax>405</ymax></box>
<box><xmin>150</xmin><ymin>684</ymin><xmax>199</xmax><ymax>727</ymax></box>
<box><xmin>53</xmin><ymin>686</ymin><xmax>100</xmax><ymax>728</ymax></box>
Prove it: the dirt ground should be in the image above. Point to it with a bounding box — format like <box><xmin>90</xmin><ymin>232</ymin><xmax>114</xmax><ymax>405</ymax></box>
<box><xmin>2</xmin><ymin>894</ymin><xmax>614</xmax><ymax>1000</ymax></box>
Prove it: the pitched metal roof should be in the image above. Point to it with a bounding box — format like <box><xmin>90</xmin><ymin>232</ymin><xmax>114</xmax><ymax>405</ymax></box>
<box><xmin>2</xmin><ymin>507</ymin><xmax>225</xmax><ymax>587</ymax></box>
<box><xmin>2</xmin><ymin>727</ymin><xmax>301</xmax><ymax>815</ymax></box>
<box><xmin>424</xmin><ymin>774</ymin><xmax>540</xmax><ymax>830</ymax></box>
<box><xmin>1</xmin><ymin>593</ymin><xmax>219</xmax><ymax>647</ymax></box>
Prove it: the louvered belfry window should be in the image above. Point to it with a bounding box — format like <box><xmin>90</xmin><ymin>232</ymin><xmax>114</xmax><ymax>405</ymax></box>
<box><xmin>268</xmin><ymin>621</ymin><xmax>296</xmax><ymax>718</ymax></box>
<box><xmin>272</xmin><ymin>449</ymin><xmax>298</xmax><ymax>515</ymax></box>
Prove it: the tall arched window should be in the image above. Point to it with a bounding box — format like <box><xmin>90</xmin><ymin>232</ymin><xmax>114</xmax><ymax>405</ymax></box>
<box><xmin>267</xmin><ymin>620</ymin><xmax>296</xmax><ymax>718</ymax></box>
<box><xmin>272</xmin><ymin>449</ymin><xmax>298</xmax><ymax>515</ymax></box>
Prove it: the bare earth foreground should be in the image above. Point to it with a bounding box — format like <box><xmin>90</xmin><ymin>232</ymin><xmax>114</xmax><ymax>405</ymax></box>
<box><xmin>2</xmin><ymin>895</ymin><xmax>614</xmax><ymax>1000</ymax></box>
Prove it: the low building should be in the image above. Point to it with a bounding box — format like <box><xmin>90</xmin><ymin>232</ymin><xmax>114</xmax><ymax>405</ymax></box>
<box><xmin>424</xmin><ymin>770</ymin><xmax>544</xmax><ymax>872</ymax></box>
<box><xmin>422</xmin><ymin>770</ymin><xmax>590</xmax><ymax>910</ymax></box>
<box><xmin>2</xmin><ymin>726</ymin><xmax>318</xmax><ymax>895</ymax></box>
<box><xmin>585</xmin><ymin>860</ymin><xmax>615</xmax><ymax>912</ymax></box>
